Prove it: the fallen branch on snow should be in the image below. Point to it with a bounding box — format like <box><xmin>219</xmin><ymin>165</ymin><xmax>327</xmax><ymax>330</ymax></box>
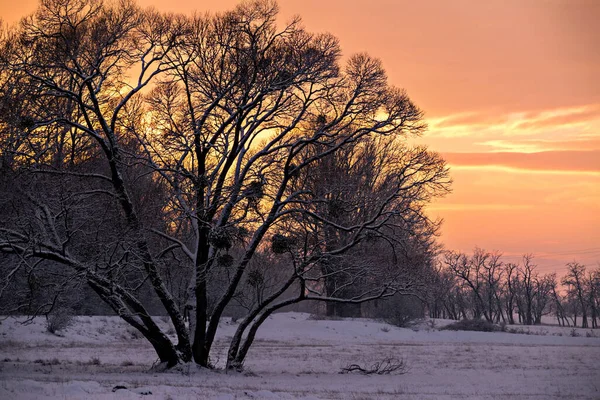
<box><xmin>340</xmin><ymin>357</ymin><xmax>408</xmax><ymax>375</ymax></box>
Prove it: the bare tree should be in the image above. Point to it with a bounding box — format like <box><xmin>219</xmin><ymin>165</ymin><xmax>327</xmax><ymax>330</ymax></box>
<box><xmin>517</xmin><ymin>255</ymin><xmax>536</xmax><ymax>325</ymax></box>
<box><xmin>444</xmin><ymin>249</ymin><xmax>500</xmax><ymax>322</ymax></box>
<box><xmin>531</xmin><ymin>273</ymin><xmax>553</xmax><ymax>325</ymax></box>
<box><xmin>506</xmin><ymin>255</ymin><xmax>554</xmax><ymax>326</ymax></box>
<box><xmin>290</xmin><ymin>134</ymin><xmax>448</xmax><ymax>317</ymax></box>
<box><xmin>137</xmin><ymin>0</ymin><xmax>449</xmax><ymax>369</ymax></box>
<box><xmin>441</xmin><ymin>251</ymin><xmax>557</xmax><ymax>326</ymax></box>
<box><xmin>427</xmin><ymin>262</ymin><xmax>459</xmax><ymax>319</ymax></box>
<box><xmin>483</xmin><ymin>251</ymin><xmax>504</xmax><ymax>323</ymax></box>
<box><xmin>586</xmin><ymin>267</ymin><xmax>600</xmax><ymax>328</ymax></box>
<box><xmin>562</xmin><ymin>263</ymin><xmax>589</xmax><ymax>328</ymax></box>
<box><xmin>437</xmin><ymin>249</ymin><xmax>595</xmax><ymax>328</ymax></box>
<box><xmin>0</xmin><ymin>0</ymin><xmax>449</xmax><ymax>369</ymax></box>
<box><xmin>549</xmin><ymin>274</ymin><xmax>569</xmax><ymax>327</ymax></box>
<box><xmin>504</xmin><ymin>262</ymin><xmax>518</xmax><ymax>324</ymax></box>
<box><xmin>1</xmin><ymin>0</ymin><xmax>195</xmax><ymax>366</ymax></box>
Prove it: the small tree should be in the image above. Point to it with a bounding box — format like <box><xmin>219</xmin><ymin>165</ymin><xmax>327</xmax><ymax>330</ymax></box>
<box><xmin>563</xmin><ymin>263</ymin><xmax>589</xmax><ymax>328</ymax></box>
<box><xmin>549</xmin><ymin>274</ymin><xmax>569</xmax><ymax>327</ymax></box>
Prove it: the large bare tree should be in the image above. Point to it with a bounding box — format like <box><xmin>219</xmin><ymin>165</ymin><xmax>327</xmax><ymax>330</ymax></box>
<box><xmin>0</xmin><ymin>0</ymin><xmax>450</xmax><ymax>369</ymax></box>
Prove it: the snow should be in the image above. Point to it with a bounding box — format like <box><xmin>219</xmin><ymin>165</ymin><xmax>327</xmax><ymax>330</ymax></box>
<box><xmin>1</xmin><ymin>313</ymin><xmax>599</xmax><ymax>399</ymax></box>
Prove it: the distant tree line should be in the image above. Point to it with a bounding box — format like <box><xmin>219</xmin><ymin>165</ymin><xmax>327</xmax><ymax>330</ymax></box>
<box><xmin>427</xmin><ymin>248</ymin><xmax>599</xmax><ymax>328</ymax></box>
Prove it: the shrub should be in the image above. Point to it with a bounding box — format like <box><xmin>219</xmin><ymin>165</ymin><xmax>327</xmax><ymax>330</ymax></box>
<box><xmin>426</xmin><ymin>319</ymin><xmax>437</xmax><ymax>330</ymax></box>
<box><xmin>386</xmin><ymin>314</ymin><xmax>421</xmax><ymax>328</ymax></box>
<box><xmin>441</xmin><ymin>319</ymin><xmax>500</xmax><ymax>332</ymax></box>
<box><xmin>46</xmin><ymin>308</ymin><xmax>74</xmax><ymax>334</ymax></box>
<box><xmin>34</xmin><ymin>358</ymin><xmax>61</xmax><ymax>366</ymax></box>
<box><xmin>499</xmin><ymin>321</ymin><xmax>507</xmax><ymax>332</ymax></box>
<box><xmin>380</xmin><ymin>295</ymin><xmax>425</xmax><ymax>328</ymax></box>
<box><xmin>570</xmin><ymin>328</ymin><xmax>580</xmax><ymax>337</ymax></box>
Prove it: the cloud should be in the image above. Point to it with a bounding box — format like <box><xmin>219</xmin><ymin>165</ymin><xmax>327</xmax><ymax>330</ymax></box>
<box><xmin>442</xmin><ymin>150</ymin><xmax>600</xmax><ymax>174</ymax></box>
<box><xmin>476</xmin><ymin>138</ymin><xmax>600</xmax><ymax>152</ymax></box>
<box><xmin>512</xmin><ymin>105</ymin><xmax>600</xmax><ymax>131</ymax></box>
<box><xmin>428</xmin><ymin>204</ymin><xmax>533</xmax><ymax>211</ymax></box>
<box><xmin>428</xmin><ymin>112</ymin><xmax>506</xmax><ymax>129</ymax></box>
<box><xmin>425</xmin><ymin>104</ymin><xmax>600</xmax><ymax>142</ymax></box>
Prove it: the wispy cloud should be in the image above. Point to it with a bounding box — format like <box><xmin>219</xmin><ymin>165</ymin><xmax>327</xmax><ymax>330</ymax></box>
<box><xmin>425</xmin><ymin>104</ymin><xmax>600</xmax><ymax>146</ymax></box>
<box><xmin>428</xmin><ymin>203</ymin><xmax>533</xmax><ymax>211</ymax></box>
<box><xmin>476</xmin><ymin>138</ymin><xmax>600</xmax><ymax>153</ymax></box>
<box><xmin>442</xmin><ymin>150</ymin><xmax>600</xmax><ymax>175</ymax></box>
<box><xmin>511</xmin><ymin>105</ymin><xmax>600</xmax><ymax>131</ymax></box>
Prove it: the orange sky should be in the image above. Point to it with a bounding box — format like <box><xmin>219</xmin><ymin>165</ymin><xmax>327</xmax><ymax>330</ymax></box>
<box><xmin>3</xmin><ymin>0</ymin><xmax>599</xmax><ymax>275</ymax></box>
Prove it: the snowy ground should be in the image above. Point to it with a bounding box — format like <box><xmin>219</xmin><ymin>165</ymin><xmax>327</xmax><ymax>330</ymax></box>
<box><xmin>1</xmin><ymin>313</ymin><xmax>599</xmax><ymax>399</ymax></box>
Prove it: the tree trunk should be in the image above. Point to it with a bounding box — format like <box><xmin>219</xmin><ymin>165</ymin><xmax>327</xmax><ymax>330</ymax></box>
<box><xmin>228</xmin><ymin>296</ymin><xmax>303</xmax><ymax>370</ymax></box>
<box><xmin>88</xmin><ymin>279</ymin><xmax>182</xmax><ymax>367</ymax></box>
<box><xmin>144</xmin><ymin>329</ymin><xmax>182</xmax><ymax>368</ymax></box>
<box><xmin>192</xmin><ymin>227</ymin><xmax>210</xmax><ymax>367</ymax></box>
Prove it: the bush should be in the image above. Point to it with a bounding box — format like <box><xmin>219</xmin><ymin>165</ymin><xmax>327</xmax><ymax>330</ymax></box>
<box><xmin>570</xmin><ymin>328</ymin><xmax>580</xmax><ymax>337</ymax></box>
<box><xmin>386</xmin><ymin>313</ymin><xmax>421</xmax><ymax>328</ymax></box>
<box><xmin>34</xmin><ymin>358</ymin><xmax>60</xmax><ymax>366</ymax></box>
<box><xmin>441</xmin><ymin>319</ymin><xmax>500</xmax><ymax>332</ymax></box>
<box><xmin>384</xmin><ymin>299</ymin><xmax>424</xmax><ymax>328</ymax></box>
<box><xmin>46</xmin><ymin>308</ymin><xmax>74</xmax><ymax>334</ymax></box>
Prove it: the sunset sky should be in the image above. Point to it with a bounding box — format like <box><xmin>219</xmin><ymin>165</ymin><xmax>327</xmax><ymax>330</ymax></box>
<box><xmin>3</xmin><ymin>0</ymin><xmax>599</xmax><ymax>275</ymax></box>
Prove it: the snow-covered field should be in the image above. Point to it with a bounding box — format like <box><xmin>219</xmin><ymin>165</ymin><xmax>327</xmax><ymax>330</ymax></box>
<box><xmin>1</xmin><ymin>313</ymin><xmax>599</xmax><ymax>399</ymax></box>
